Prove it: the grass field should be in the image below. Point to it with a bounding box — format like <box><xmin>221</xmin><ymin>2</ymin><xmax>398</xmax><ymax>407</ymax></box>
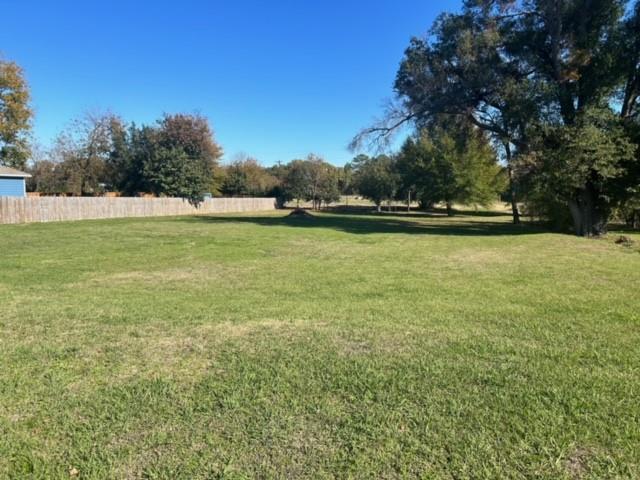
<box><xmin>1</xmin><ymin>209</ymin><xmax>639</xmax><ymax>479</ymax></box>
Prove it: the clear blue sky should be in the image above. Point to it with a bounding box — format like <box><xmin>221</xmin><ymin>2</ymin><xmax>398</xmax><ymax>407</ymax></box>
<box><xmin>1</xmin><ymin>0</ymin><xmax>460</xmax><ymax>166</ymax></box>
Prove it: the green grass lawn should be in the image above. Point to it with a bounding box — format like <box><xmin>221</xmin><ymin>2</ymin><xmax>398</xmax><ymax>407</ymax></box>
<box><xmin>1</xmin><ymin>210</ymin><xmax>639</xmax><ymax>479</ymax></box>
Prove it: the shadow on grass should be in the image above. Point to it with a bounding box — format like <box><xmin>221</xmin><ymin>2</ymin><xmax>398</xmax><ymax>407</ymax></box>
<box><xmin>186</xmin><ymin>209</ymin><xmax>546</xmax><ymax>237</ymax></box>
<box><xmin>325</xmin><ymin>205</ymin><xmax>510</xmax><ymax>218</ymax></box>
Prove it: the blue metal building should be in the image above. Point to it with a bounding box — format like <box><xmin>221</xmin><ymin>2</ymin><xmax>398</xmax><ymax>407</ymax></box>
<box><xmin>0</xmin><ymin>166</ymin><xmax>31</xmax><ymax>197</ymax></box>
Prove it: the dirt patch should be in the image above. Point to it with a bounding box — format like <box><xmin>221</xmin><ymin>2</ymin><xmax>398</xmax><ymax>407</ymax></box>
<box><xmin>614</xmin><ymin>235</ymin><xmax>635</xmax><ymax>247</ymax></box>
<box><xmin>565</xmin><ymin>447</ymin><xmax>592</xmax><ymax>479</ymax></box>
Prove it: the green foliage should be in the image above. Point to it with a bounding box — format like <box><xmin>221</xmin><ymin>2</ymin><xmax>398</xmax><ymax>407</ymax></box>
<box><xmin>266</xmin><ymin>162</ymin><xmax>293</xmax><ymax>207</ymax></box>
<box><xmin>396</xmin><ymin>124</ymin><xmax>505</xmax><ymax>212</ymax></box>
<box><xmin>28</xmin><ymin>113</ymin><xmax>222</xmax><ymax>202</ymax></box>
<box><xmin>339</xmin><ymin>162</ymin><xmax>355</xmax><ymax>196</ymax></box>
<box><xmin>142</xmin><ymin>146</ymin><xmax>205</xmax><ymax>202</ymax></box>
<box><xmin>518</xmin><ymin>108</ymin><xmax>636</xmax><ymax>232</ymax></box>
<box><xmin>106</xmin><ymin>114</ymin><xmax>222</xmax><ymax>204</ymax></box>
<box><xmin>283</xmin><ymin>155</ymin><xmax>341</xmax><ymax>209</ymax></box>
<box><xmin>149</xmin><ymin>114</ymin><xmax>222</xmax><ymax>204</ymax></box>
<box><xmin>352</xmin><ymin>154</ymin><xmax>399</xmax><ymax>210</ymax></box>
<box><xmin>0</xmin><ymin>58</ymin><xmax>32</xmax><ymax>169</ymax></box>
<box><xmin>107</xmin><ymin>122</ymin><xmax>152</xmax><ymax>195</ymax></box>
<box><xmin>614</xmin><ymin>119</ymin><xmax>640</xmax><ymax>228</ymax></box>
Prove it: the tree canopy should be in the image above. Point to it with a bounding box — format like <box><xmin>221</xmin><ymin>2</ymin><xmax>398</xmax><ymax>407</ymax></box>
<box><xmin>282</xmin><ymin>155</ymin><xmax>341</xmax><ymax>209</ymax></box>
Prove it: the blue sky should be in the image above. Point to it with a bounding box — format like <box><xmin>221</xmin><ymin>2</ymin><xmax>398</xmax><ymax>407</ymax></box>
<box><xmin>1</xmin><ymin>0</ymin><xmax>460</xmax><ymax>166</ymax></box>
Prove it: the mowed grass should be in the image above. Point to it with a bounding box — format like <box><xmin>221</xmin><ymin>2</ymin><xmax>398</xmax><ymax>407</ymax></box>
<box><xmin>1</xmin><ymin>210</ymin><xmax>639</xmax><ymax>479</ymax></box>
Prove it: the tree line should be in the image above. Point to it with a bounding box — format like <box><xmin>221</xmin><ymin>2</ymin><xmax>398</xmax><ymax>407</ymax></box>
<box><xmin>25</xmin><ymin>112</ymin><xmax>221</xmax><ymax>205</ymax></box>
<box><xmin>1</xmin><ymin>55</ymin><xmax>505</xmax><ymax>211</ymax></box>
<box><xmin>183</xmin><ymin>139</ymin><xmax>505</xmax><ymax>214</ymax></box>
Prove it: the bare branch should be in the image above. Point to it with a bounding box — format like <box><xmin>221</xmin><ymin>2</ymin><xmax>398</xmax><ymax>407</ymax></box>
<box><xmin>349</xmin><ymin>99</ymin><xmax>416</xmax><ymax>153</ymax></box>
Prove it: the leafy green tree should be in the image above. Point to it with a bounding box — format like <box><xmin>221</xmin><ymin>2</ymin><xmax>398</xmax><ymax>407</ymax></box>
<box><xmin>396</xmin><ymin>122</ymin><xmax>504</xmax><ymax>215</ymax></box>
<box><xmin>0</xmin><ymin>58</ymin><xmax>32</xmax><ymax>169</ymax></box>
<box><xmin>353</xmin><ymin>154</ymin><xmax>399</xmax><ymax>212</ymax></box>
<box><xmin>519</xmin><ymin>108</ymin><xmax>636</xmax><ymax>233</ymax></box>
<box><xmin>108</xmin><ymin>114</ymin><xmax>222</xmax><ymax>203</ymax></box>
<box><xmin>282</xmin><ymin>155</ymin><xmax>340</xmax><ymax>209</ymax></box>
<box><xmin>339</xmin><ymin>163</ymin><xmax>356</xmax><ymax>205</ymax></box>
<box><xmin>266</xmin><ymin>161</ymin><xmax>292</xmax><ymax>208</ymax></box>
<box><xmin>106</xmin><ymin>121</ymin><xmax>153</xmax><ymax>195</ymax></box>
<box><xmin>146</xmin><ymin>114</ymin><xmax>222</xmax><ymax>204</ymax></box>
<box><xmin>316</xmin><ymin>162</ymin><xmax>341</xmax><ymax>208</ymax></box>
<box><xmin>284</xmin><ymin>159</ymin><xmax>312</xmax><ymax>207</ymax></box>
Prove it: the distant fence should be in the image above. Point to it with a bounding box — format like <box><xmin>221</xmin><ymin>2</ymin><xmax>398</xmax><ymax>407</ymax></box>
<box><xmin>0</xmin><ymin>196</ymin><xmax>277</xmax><ymax>225</ymax></box>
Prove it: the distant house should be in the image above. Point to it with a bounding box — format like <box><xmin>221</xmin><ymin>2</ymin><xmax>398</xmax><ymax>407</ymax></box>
<box><xmin>0</xmin><ymin>166</ymin><xmax>31</xmax><ymax>197</ymax></box>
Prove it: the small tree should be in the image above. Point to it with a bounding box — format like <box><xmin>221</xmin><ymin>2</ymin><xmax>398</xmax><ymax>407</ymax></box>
<box><xmin>282</xmin><ymin>155</ymin><xmax>341</xmax><ymax>209</ymax></box>
<box><xmin>284</xmin><ymin>159</ymin><xmax>312</xmax><ymax>207</ymax></box>
<box><xmin>353</xmin><ymin>155</ymin><xmax>399</xmax><ymax>212</ymax></box>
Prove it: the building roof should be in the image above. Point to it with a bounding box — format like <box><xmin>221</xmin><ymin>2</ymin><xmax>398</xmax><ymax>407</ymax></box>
<box><xmin>0</xmin><ymin>166</ymin><xmax>31</xmax><ymax>178</ymax></box>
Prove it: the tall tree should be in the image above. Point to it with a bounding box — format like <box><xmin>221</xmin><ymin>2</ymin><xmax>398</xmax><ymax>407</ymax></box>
<box><xmin>0</xmin><ymin>58</ymin><xmax>32</xmax><ymax>169</ymax></box>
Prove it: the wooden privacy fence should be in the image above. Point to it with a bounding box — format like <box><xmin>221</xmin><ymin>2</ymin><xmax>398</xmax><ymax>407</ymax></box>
<box><xmin>0</xmin><ymin>196</ymin><xmax>277</xmax><ymax>225</ymax></box>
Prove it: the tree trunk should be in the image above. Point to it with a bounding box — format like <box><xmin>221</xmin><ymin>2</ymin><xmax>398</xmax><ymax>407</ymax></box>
<box><xmin>446</xmin><ymin>201</ymin><xmax>453</xmax><ymax>216</ymax></box>
<box><xmin>568</xmin><ymin>182</ymin><xmax>609</xmax><ymax>237</ymax></box>
<box><xmin>407</xmin><ymin>191</ymin><xmax>411</xmax><ymax>213</ymax></box>
<box><xmin>507</xmin><ymin>166</ymin><xmax>520</xmax><ymax>225</ymax></box>
<box><xmin>376</xmin><ymin>203</ymin><xmax>381</xmax><ymax>213</ymax></box>
<box><xmin>504</xmin><ymin>143</ymin><xmax>520</xmax><ymax>225</ymax></box>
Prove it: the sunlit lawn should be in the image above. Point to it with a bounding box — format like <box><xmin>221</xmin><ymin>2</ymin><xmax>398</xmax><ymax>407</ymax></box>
<box><xmin>1</xmin><ymin>209</ymin><xmax>639</xmax><ymax>479</ymax></box>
